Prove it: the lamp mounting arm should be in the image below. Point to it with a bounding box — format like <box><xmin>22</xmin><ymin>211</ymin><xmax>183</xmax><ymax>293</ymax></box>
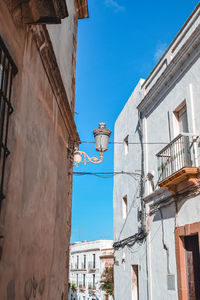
<box><xmin>73</xmin><ymin>149</ymin><xmax>104</xmax><ymax>167</ymax></box>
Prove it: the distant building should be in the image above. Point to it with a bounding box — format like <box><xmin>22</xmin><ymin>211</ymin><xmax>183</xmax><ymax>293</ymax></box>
<box><xmin>113</xmin><ymin>3</ymin><xmax>200</xmax><ymax>300</ymax></box>
<box><xmin>68</xmin><ymin>240</ymin><xmax>114</xmax><ymax>300</ymax></box>
<box><xmin>0</xmin><ymin>0</ymin><xmax>88</xmax><ymax>299</ymax></box>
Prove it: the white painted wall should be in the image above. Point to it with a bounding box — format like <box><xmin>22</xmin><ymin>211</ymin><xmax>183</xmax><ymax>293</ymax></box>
<box><xmin>113</xmin><ymin>4</ymin><xmax>200</xmax><ymax>300</ymax></box>
<box><xmin>113</xmin><ymin>80</ymin><xmax>148</xmax><ymax>300</ymax></box>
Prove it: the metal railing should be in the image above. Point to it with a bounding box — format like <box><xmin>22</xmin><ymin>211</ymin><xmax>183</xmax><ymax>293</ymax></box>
<box><xmin>0</xmin><ymin>37</ymin><xmax>17</xmax><ymax>210</ymax></box>
<box><xmin>70</xmin><ymin>263</ymin><xmax>87</xmax><ymax>271</ymax></box>
<box><xmin>156</xmin><ymin>133</ymin><xmax>199</xmax><ymax>182</ymax></box>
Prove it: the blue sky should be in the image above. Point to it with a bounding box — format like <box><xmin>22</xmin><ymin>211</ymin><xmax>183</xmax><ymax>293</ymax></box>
<box><xmin>71</xmin><ymin>0</ymin><xmax>199</xmax><ymax>243</ymax></box>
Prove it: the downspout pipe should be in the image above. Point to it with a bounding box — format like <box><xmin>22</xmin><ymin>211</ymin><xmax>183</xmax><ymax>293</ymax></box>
<box><xmin>138</xmin><ymin>112</ymin><xmax>146</xmax><ymax>232</ymax></box>
<box><xmin>138</xmin><ymin>111</ymin><xmax>149</xmax><ymax>300</ymax></box>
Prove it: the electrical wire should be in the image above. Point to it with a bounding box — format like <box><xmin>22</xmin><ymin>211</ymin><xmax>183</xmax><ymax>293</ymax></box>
<box><xmin>81</xmin><ymin>140</ymin><xmax>169</xmax><ymax>145</ymax></box>
<box><xmin>114</xmin><ymin>183</ymin><xmax>200</xmax><ymax>252</ymax></box>
<box><xmin>73</xmin><ymin>171</ymin><xmax>141</xmax><ymax>179</ymax></box>
<box><xmin>113</xmin><ymin>230</ymin><xmax>146</xmax><ymax>250</ymax></box>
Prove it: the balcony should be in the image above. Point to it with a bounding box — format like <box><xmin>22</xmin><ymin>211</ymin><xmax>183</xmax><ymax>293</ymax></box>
<box><xmin>88</xmin><ymin>284</ymin><xmax>96</xmax><ymax>290</ymax></box>
<box><xmin>156</xmin><ymin>133</ymin><xmax>200</xmax><ymax>194</ymax></box>
<box><xmin>70</xmin><ymin>263</ymin><xmax>86</xmax><ymax>271</ymax></box>
<box><xmin>79</xmin><ymin>283</ymin><xmax>86</xmax><ymax>291</ymax></box>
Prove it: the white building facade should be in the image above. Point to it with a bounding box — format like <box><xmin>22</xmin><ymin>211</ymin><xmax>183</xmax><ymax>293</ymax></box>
<box><xmin>113</xmin><ymin>3</ymin><xmax>200</xmax><ymax>300</ymax></box>
<box><xmin>68</xmin><ymin>240</ymin><xmax>114</xmax><ymax>300</ymax></box>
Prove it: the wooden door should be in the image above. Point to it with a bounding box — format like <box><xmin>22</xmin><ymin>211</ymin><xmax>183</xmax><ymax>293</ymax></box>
<box><xmin>184</xmin><ymin>235</ymin><xmax>200</xmax><ymax>300</ymax></box>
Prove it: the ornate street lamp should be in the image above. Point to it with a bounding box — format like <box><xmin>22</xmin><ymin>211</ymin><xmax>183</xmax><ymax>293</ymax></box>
<box><xmin>73</xmin><ymin>123</ymin><xmax>111</xmax><ymax>166</ymax></box>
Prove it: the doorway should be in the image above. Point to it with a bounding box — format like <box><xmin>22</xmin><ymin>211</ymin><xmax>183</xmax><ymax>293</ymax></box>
<box><xmin>132</xmin><ymin>265</ymin><xmax>139</xmax><ymax>300</ymax></box>
<box><xmin>184</xmin><ymin>234</ymin><xmax>200</xmax><ymax>300</ymax></box>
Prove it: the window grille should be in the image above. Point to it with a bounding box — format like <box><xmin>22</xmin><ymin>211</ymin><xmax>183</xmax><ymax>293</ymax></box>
<box><xmin>0</xmin><ymin>37</ymin><xmax>17</xmax><ymax>210</ymax></box>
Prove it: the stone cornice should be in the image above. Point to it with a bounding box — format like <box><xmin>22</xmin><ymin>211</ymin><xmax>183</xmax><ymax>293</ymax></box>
<box><xmin>74</xmin><ymin>0</ymin><xmax>89</xmax><ymax>19</ymax></box>
<box><xmin>31</xmin><ymin>24</ymin><xmax>80</xmax><ymax>143</ymax></box>
<box><xmin>5</xmin><ymin>0</ymin><xmax>68</xmax><ymax>25</ymax></box>
<box><xmin>137</xmin><ymin>24</ymin><xmax>200</xmax><ymax>116</ymax></box>
<box><xmin>71</xmin><ymin>248</ymin><xmax>100</xmax><ymax>254</ymax></box>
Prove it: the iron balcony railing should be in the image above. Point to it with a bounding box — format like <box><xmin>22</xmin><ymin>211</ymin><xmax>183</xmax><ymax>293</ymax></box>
<box><xmin>71</xmin><ymin>263</ymin><xmax>86</xmax><ymax>271</ymax></box>
<box><xmin>156</xmin><ymin>133</ymin><xmax>199</xmax><ymax>182</ymax></box>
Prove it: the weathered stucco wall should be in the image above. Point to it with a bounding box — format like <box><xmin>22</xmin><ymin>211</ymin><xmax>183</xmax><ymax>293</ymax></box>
<box><xmin>0</xmin><ymin>1</ymin><xmax>78</xmax><ymax>299</ymax></box>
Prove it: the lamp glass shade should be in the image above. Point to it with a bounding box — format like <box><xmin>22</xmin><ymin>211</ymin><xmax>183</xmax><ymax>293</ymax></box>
<box><xmin>93</xmin><ymin>123</ymin><xmax>111</xmax><ymax>152</ymax></box>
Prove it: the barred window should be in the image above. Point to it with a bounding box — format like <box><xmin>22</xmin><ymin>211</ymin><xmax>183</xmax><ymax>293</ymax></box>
<box><xmin>0</xmin><ymin>37</ymin><xmax>17</xmax><ymax>210</ymax></box>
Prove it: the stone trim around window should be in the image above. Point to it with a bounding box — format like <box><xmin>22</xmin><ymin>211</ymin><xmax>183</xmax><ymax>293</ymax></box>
<box><xmin>175</xmin><ymin>221</ymin><xmax>200</xmax><ymax>300</ymax></box>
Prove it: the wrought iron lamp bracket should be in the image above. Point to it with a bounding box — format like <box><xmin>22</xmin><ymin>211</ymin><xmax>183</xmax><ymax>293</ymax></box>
<box><xmin>73</xmin><ymin>148</ymin><xmax>103</xmax><ymax>167</ymax></box>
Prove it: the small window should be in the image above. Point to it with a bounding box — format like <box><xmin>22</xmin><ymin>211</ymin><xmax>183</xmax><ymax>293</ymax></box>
<box><xmin>122</xmin><ymin>248</ymin><xmax>125</xmax><ymax>262</ymax></box>
<box><xmin>174</xmin><ymin>101</ymin><xmax>189</xmax><ymax>134</ymax></box>
<box><xmin>124</xmin><ymin>135</ymin><xmax>129</xmax><ymax>155</ymax></box>
<box><xmin>122</xmin><ymin>195</ymin><xmax>128</xmax><ymax>219</ymax></box>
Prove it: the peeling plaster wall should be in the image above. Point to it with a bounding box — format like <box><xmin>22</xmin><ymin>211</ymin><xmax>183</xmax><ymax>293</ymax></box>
<box><xmin>0</xmin><ymin>1</ymin><xmax>77</xmax><ymax>299</ymax></box>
